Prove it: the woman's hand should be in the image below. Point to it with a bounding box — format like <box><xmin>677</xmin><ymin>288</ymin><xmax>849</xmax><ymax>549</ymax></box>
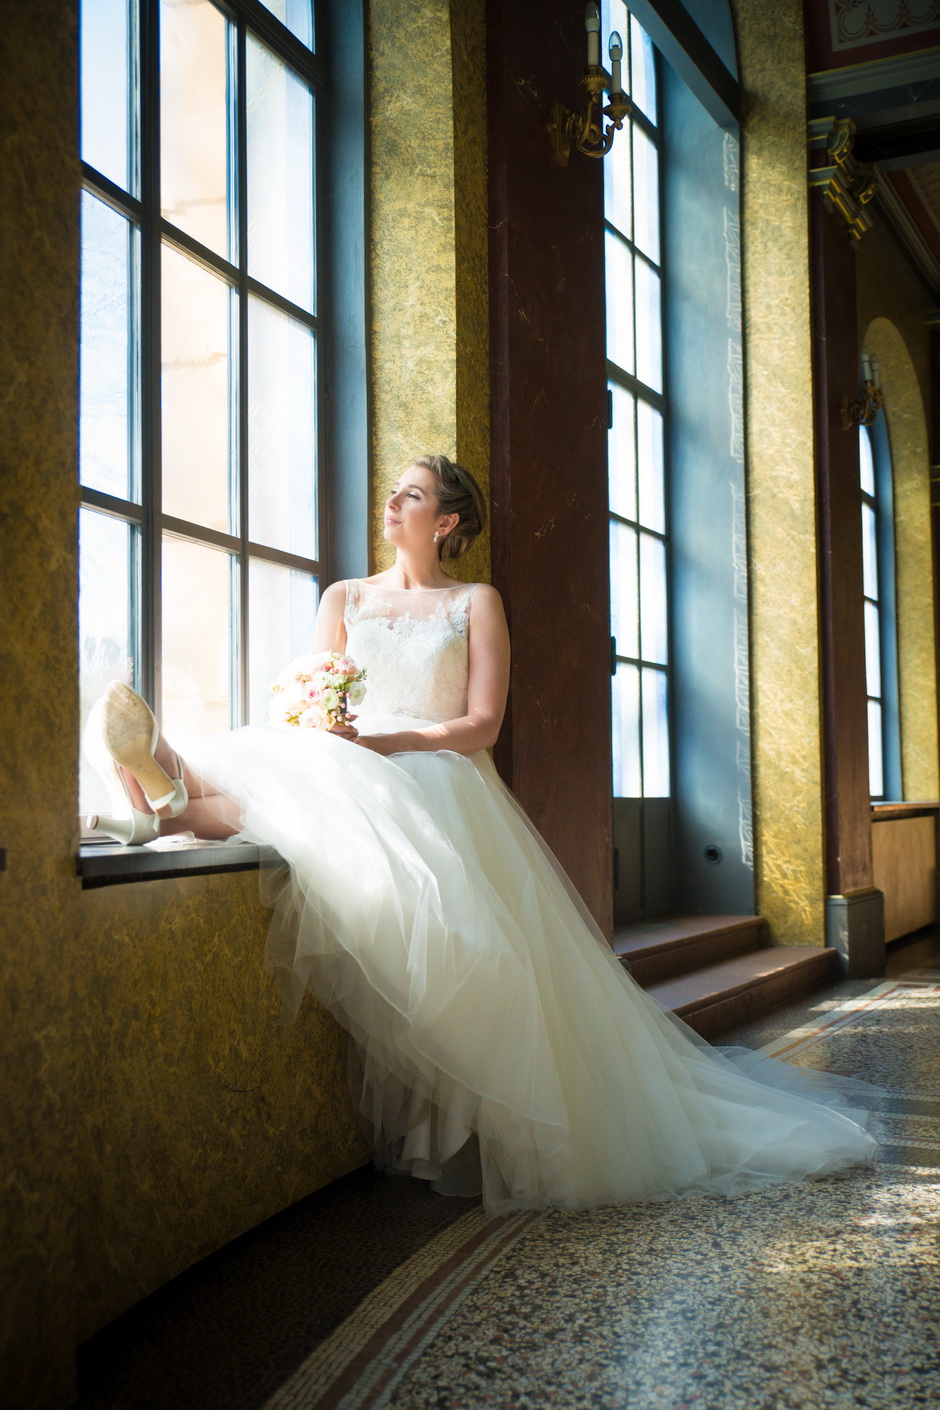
<box><xmin>353</xmin><ymin>731</ymin><xmax>413</xmax><ymax>756</ymax></box>
<box><xmin>326</xmin><ymin>716</ymin><xmax>359</xmax><ymax>742</ymax></box>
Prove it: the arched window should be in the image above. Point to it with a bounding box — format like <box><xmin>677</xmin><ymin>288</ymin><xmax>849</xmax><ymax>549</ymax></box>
<box><xmin>859</xmin><ymin>391</ymin><xmax>901</xmax><ymax>800</ymax></box>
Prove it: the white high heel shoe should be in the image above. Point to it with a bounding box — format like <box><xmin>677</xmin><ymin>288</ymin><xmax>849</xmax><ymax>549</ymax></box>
<box><xmin>83</xmin><ymin>683</ymin><xmax>188</xmax><ymax>845</ymax></box>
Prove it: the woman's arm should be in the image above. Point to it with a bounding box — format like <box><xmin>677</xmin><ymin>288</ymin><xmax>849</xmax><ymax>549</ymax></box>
<box><xmin>312</xmin><ymin>580</ymin><xmax>349</xmax><ymax>653</ymax></box>
<box><xmin>355</xmin><ymin>584</ymin><xmax>510</xmax><ymax>758</ymax></box>
<box><xmin>306</xmin><ymin>580</ymin><xmax>359</xmax><ymax>739</ymax></box>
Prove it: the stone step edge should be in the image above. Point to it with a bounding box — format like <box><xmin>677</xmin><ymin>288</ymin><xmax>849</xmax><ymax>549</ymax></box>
<box><xmin>638</xmin><ymin>946</ymin><xmax>835</xmax><ymax>1017</ymax></box>
<box><xmin>613</xmin><ymin>914</ymin><xmax>765</xmax><ymax>961</ymax></box>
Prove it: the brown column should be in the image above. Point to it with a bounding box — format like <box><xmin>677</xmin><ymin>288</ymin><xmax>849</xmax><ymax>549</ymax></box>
<box><xmin>929</xmin><ymin>312</ymin><xmax>940</xmax><ymax>787</ymax></box>
<box><xmin>809</xmin><ymin>160</ymin><xmax>884</xmax><ymax>973</ymax></box>
<box><xmin>487</xmin><ymin>0</ymin><xmax>612</xmax><ymax>934</ymax></box>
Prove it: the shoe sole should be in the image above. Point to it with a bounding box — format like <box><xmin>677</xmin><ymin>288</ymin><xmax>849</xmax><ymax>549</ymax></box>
<box><xmin>103</xmin><ymin>684</ymin><xmax>174</xmax><ymax>806</ymax></box>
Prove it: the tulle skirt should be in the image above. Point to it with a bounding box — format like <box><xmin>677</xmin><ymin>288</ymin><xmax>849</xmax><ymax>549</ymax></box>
<box><xmin>188</xmin><ymin>713</ymin><xmax>878</xmax><ymax>1214</ymax></box>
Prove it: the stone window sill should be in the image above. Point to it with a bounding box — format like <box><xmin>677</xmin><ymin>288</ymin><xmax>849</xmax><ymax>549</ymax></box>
<box><xmin>78</xmin><ymin>839</ymin><xmax>283</xmax><ymax>889</ymax></box>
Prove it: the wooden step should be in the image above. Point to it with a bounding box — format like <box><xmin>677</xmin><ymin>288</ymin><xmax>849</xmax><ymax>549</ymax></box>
<box><xmin>645</xmin><ymin>946</ymin><xmax>838</xmax><ymax>1039</ymax></box>
<box><xmin>614</xmin><ymin>914</ymin><xmax>765</xmax><ymax>985</ymax></box>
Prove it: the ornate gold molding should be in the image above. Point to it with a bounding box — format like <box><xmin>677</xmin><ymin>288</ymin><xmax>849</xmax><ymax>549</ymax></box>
<box><xmin>808</xmin><ymin>117</ymin><xmax>878</xmax><ymax>241</ymax></box>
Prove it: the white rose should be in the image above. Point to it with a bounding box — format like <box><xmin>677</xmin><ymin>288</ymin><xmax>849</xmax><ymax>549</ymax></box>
<box><xmin>320</xmin><ymin>686</ymin><xmax>339</xmax><ymax>712</ymax></box>
<box><xmin>347</xmin><ymin>680</ymin><xmax>366</xmax><ymax>706</ymax></box>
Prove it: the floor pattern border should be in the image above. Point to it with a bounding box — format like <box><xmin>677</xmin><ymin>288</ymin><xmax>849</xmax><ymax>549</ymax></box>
<box><xmin>262</xmin><ymin>1207</ymin><xmax>545</xmax><ymax>1410</ymax></box>
<box><xmin>757</xmin><ymin>977</ymin><xmax>940</xmax><ymax>1065</ymax></box>
<box><xmin>265</xmin><ymin>972</ymin><xmax>939</xmax><ymax>1409</ymax></box>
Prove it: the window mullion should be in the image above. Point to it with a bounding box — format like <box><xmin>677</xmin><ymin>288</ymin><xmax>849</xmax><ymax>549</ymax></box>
<box><xmin>236</xmin><ymin>13</ymin><xmax>250</xmax><ymax>727</ymax></box>
<box><xmin>140</xmin><ymin>0</ymin><xmax>162</xmax><ymax>714</ymax></box>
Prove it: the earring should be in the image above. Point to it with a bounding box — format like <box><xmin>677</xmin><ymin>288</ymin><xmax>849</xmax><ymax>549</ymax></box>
<box><xmin>433</xmin><ymin>531</ymin><xmax>440</xmax><ymax>543</ymax></box>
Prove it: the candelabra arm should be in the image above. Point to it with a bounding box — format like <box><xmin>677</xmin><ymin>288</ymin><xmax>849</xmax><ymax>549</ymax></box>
<box><xmin>547</xmin><ymin>71</ymin><xmax>632</xmax><ymax>165</ymax></box>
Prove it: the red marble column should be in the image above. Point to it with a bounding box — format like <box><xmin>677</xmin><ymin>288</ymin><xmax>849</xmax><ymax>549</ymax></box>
<box><xmin>928</xmin><ymin>313</ymin><xmax>940</xmax><ymax>786</ymax></box>
<box><xmin>487</xmin><ymin>0</ymin><xmax>612</xmax><ymax>934</ymax></box>
<box><xmin>810</xmin><ymin>188</ymin><xmax>874</xmax><ymax>900</ymax></box>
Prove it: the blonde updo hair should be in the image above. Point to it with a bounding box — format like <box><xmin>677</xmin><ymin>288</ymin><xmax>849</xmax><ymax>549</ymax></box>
<box><xmin>412</xmin><ymin>454</ymin><xmax>487</xmax><ymax>562</ymax></box>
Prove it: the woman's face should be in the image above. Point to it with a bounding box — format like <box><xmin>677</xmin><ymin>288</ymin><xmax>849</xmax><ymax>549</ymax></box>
<box><xmin>384</xmin><ymin>464</ymin><xmax>448</xmax><ymax>549</ymax></box>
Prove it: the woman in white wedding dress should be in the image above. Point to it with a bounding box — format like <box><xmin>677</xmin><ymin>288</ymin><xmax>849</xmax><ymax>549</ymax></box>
<box><xmin>86</xmin><ymin>454</ymin><xmax>877</xmax><ymax>1214</ymax></box>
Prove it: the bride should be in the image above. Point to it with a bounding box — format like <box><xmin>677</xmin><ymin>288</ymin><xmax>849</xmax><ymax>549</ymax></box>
<box><xmin>84</xmin><ymin>454</ymin><xmax>878</xmax><ymax>1213</ymax></box>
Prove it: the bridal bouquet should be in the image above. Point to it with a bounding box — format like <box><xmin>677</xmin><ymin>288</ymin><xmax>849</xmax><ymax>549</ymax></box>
<box><xmin>271</xmin><ymin>651</ymin><xmax>366</xmax><ymax>730</ymax></box>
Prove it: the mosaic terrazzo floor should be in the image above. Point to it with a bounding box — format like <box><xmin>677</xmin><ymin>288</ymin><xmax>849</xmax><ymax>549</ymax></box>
<box><xmin>77</xmin><ymin>932</ymin><xmax>940</xmax><ymax>1410</ymax></box>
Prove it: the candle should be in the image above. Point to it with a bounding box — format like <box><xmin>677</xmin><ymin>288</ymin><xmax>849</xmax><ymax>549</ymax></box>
<box><xmin>609</xmin><ymin>31</ymin><xmax>623</xmax><ymax>94</ymax></box>
<box><xmin>585</xmin><ymin>2</ymin><xmax>600</xmax><ymax>67</ymax></box>
<box><xmin>861</xmin><ymin>351</ymin><xmax>873</xmax><ymax>384</ymax></box>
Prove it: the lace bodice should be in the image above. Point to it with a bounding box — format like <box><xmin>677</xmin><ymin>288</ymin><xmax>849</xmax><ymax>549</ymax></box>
<box><xmin>344</xmin><ymin>579</ymin><xmax>479</xmax><ymax>723</ymax></box>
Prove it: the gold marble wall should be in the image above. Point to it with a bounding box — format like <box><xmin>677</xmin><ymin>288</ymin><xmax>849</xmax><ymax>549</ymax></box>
<box><xmin>0</xmin><ymin>3</ymin><xmax>82</xmax><ymax>1403</ymax></box>
<box><xmin>735</xmin><ymin>0</ymin><xmax>826</xmax><ymax>943</ymax></box>
<box><xmin>0</xmin><ymin>8</ymin><xmax>367</xmax><ymax>1402</ymax></box>
<box><xmin>369</xmin><ymin>0</ymin><xmax>490</xmax><ymax>583</ymax></box>
<box><xmin>77</xmin><ymin>874</ymin><xmax>367</xmax><ymax>1338</ymax></box>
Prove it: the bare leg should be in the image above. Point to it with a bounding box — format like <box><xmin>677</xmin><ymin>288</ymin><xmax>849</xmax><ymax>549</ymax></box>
<box><xmin>162</xmin><ymin>796</ymin><xmax>242</xmax><ymax>840</ymax></box>
<box><xmin>121</xmin><ymin>732</ymin><xmax>242</xmax><ymax>840</ymax></box>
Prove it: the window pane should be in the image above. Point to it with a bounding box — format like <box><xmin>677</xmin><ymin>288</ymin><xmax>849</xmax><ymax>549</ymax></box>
<box><xmin>640</xmin><ymin>532</ymin><xmax>667</xmax><ymax>665</ymax></box>
<box><xmin>632</xmin><ymin>125</ymin><xmax>660</xmax><ymax>264</ymax></box>
<box><xmin>605</xmin><ymin>230</ymin><xmax>634</xmax><ymax>375</ymax></box>
<box><xmin>161</xmin><ymin>243</ymin><xmax>234</xmax><ymax>534</ymax></box>
<box><xmin>248</xmin><ymin>297</ymin><xmax>317</xmax><ymax>558</ymax></box>
<box><xmin>864</xmin><ymin>599</ymin><xmax>882</xmax><ymax>699</ymax></box>
<box><xmin>608</xmin><ymin>383</ymin><xmax>636</xmax><ymax>523</ymax></box>
<box><xmin>80</xmin><ymin>192</ymin><xmax>137</xmax><ymax>500</ymax></box>
<box><xmin>249</xmin><ymin>559</ymin><xmax>318</xmax><ymax>723</ymax></box>
<box><xmin>610</xmin><ymin>521</ymin><xmax>639</xmax><ymax>659</ymax></box>
<box><xmin>630</xmin><ymin>15</ymin><xmax>657</xmax><ymax>124</ymax></box>
<box><xmin>634</xmin><ymin>257</ymin><xmax>662</xmax><ymax>394</ymax></box>
<box><xmin>859</xmin><ymin>425</ymin><xmax>875</xmax><ymax>497</ymax></box>
<box><xmin>603</xmin><ymin>95</ymin><xmax>632</xmax><ymax>239</ymax></box>
<box><xmin>868</xmin><ymin>698</ymin><xmax>884</xmax><ymax>798</ymax></box>
<box><xmin>256</xmin><ymin>0</ymin><xmax>314</xmax><ymax>49</ymax></box>
<box><xmin>861</xmin><ymin>501</ymin><xmax>878</xmax><ymax>600</ymax></box>
<box><xmin>612</xmin><ymin>663</ymin><xmax>641</xmax><ymax>797</ymax></box>
<box><xmin>79</xmin><ymin>508</ymin><xmax>137</xmax><ymax>813</ymax></box>
<box><xmin>601</xmin><ymin>0</ymin><xmax>629</xmax><ymax>74</ymax></box>
<box><xmin>247</xmin><ymin>36</ymin><xmax>315</xmax><ymax>313</ymax></box>
<box><xmin>81</xmin><ymin>0</ymin><xmax>133</xmax><ymax>191</ymax></box>
<box><xmin>162</xmin><ymin>536</ymin><xmax>235</xmax><ymax>742</ymax></box>
<box><xmin>160</xmin><ymin>0</ymin><xmax>233</xmax><ymax>261</ymax></box>
<box><xmin>642</xmin><ymin>667</ymin><xmax>670</xmax><ymax>797</ymax></box>
<box><xmin>637</xmin><ymin>400</ymin><xmax>665</xmax><ymax>533</ymax></box>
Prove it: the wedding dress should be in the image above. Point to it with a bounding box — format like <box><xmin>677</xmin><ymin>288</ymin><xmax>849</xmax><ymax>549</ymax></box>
<box><xmin>187</xmin><ymin>579</ymin><xmax>877</xmax><ymax>1214</ymax></box>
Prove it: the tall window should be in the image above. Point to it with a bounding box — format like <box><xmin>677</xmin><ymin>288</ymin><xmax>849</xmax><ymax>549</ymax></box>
<box><xmin>79</xmin><ymin>0</ymin><xmax>324</xmax><ymax>816</ymax></box>
<box><xmin>603</xmin><ymin>3</ymin><xmax>668</xmax><ymax>800</ymax></box>
<box><xmin>859</xmin><ymin>407</ymin><xmax>901</xmax><ymax>800</ymax></box>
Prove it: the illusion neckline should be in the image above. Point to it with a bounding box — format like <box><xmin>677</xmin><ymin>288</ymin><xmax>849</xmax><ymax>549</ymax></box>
<box><xmin>356</xmin><ymin>579</ymin><xmax>470</xmax><ymax>594</ymax></box>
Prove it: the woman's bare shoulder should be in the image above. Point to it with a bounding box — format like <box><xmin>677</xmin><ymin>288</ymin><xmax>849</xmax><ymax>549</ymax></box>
<box><xmin>321</xmin><ymin>579</ymin><xmax>349</xmax><ymax>600</ymax></box>
<box><xmin>468</xmin><ymin>582</ymin><xmax>504</xmax><ymax>608</ymax></box>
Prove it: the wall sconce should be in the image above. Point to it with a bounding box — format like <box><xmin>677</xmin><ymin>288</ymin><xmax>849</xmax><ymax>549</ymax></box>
<box><xmin>548</xmin><ymin>3</ymin><xmax>631</xmax><ymax>166</ymax></box>
<box><xmin>842</xmin><ymin>351</ymin><xmax>884</xmax><ymax>428</ymax></box>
